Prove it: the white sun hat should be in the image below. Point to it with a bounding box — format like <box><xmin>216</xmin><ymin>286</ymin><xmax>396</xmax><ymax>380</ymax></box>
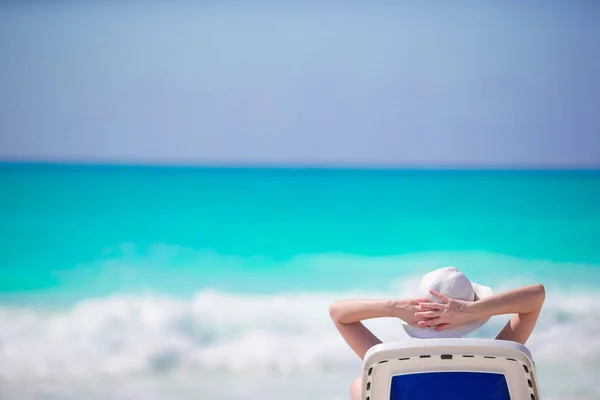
<box><xmin>402</xmin><ymin>266</ymin><xmax>494</xmax><ymax>339</ymax></box>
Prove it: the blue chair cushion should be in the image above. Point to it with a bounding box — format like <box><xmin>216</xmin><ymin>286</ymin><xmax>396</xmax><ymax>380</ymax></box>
<box><xmin>390</xmin><ymin>371</ymin><xmax>510</xmax><ymax>400</ymax></box>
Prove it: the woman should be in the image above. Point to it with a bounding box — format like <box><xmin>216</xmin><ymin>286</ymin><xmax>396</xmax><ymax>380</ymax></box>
<box><xmin>329</xmin><ymin>267</ymin><xmax>546</xmax><ymax>400</ymax></box>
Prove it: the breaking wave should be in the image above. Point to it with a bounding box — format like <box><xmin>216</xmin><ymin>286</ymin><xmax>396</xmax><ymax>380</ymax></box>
<box><xmin>1</xmin><ymin>282</ymin><xmax>599</xmax><ymax>399</ymax></box>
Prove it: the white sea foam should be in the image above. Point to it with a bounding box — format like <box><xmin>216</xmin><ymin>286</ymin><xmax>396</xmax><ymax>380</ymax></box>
<box><xmin>1</xmin><ymin>283</ymin><xmax>599</xmax><ymax>399</ymax></box>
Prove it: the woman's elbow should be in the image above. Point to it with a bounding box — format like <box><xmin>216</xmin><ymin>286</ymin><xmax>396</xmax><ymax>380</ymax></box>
<box><xmin>329</xmin><ymin>300</ymin><xmax>346</xmax><ymax>323</ymax></box>
<box><xmin>532</xmin><ymin>283</ymin><xmax>546</xmax><ymax>307</ymax></box>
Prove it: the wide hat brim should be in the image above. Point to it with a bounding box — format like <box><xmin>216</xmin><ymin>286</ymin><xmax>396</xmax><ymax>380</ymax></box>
<box><xmin>402</xmin><ymin>282</ymin><xmax>494</xmax><ymax>339</ymax></box>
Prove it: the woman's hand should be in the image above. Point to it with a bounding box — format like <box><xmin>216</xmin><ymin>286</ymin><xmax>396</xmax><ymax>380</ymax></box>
<box><xmin>397</xmin><ymin>297</ymin><xmax>432</xmax><ymax>326</ymax></box>
<box><xmin>413</xmin><ymin>290</ymin><xmax>478</xmax><ymax>331</ymax></box>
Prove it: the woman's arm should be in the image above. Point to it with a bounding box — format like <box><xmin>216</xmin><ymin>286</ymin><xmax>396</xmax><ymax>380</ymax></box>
<box><xmin>415</xmin><ymin>284</ymin><xmax>546</xmax><ymax>345</ymax></box>
<box><xmin>483</xmin><ymin>284</ymin><xmax>546</xmax><ymax>344</ymax></box>
<box><xmin>329</xmin><ymin>298</ymin><xmax>427</xmax><ymax>360</ymax></box>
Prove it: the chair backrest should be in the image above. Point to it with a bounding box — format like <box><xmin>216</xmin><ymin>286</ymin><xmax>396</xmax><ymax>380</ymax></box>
<box><xmin>362</xmin><ymin>338</ymin><xmax>540</xmax><ymax>400</ymax></box>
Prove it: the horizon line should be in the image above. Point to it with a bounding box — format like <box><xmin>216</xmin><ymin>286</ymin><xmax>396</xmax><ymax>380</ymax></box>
<box><xmin>1</xmin><ymin>159</ymin><xmax>599</xmax><ymax>172</ymax></box>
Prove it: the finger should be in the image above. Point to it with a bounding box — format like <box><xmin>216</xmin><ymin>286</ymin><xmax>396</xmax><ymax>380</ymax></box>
<box><xmin>417</xmin><ymin>318</ymin><xmax>440</xmax><ymax>328</ymax></box>
<box><xmin>434</xmin><ymin>323</ymin><xmax>453</xmax><ymax>331</ymax></box>
<box><xmin>414</xmin><ymin>311</ymin><xmax>438</xmax><ymax>318</ymax></box>
<box><xmin>429</xmin><ymin>290</ymin><xmax>450</xmax><ymax>303</ymax></box>
<box><xmin>418</xmin><ymin>302</ymin><xmax>444</xmax><ymax>310</ymax></box>
<box><xmin>409</xmin><ymin>297</ymin><xmax>431</xmax><ymax>305</ymax></box>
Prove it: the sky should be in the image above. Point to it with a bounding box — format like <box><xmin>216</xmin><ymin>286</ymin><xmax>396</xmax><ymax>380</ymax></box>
<box><xmin>1</xmin><ymin>2</ymin><xmax>599</xmax><ymax>167</ymax></box>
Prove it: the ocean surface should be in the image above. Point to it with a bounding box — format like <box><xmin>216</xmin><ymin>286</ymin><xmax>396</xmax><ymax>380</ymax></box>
<box><xmin>1</xmin><ymin>163</ymin><xmax>599</xmax><ymax>400</ymax></box>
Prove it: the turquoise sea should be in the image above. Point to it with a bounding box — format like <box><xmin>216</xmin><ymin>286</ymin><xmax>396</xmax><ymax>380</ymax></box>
<box><xmin>1</xmin><ymin>163</ymin><xmax>599</xmax><ymax>400</ymax></box>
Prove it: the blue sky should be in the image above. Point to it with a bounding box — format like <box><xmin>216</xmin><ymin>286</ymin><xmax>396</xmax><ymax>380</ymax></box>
<box><xmin>1</xmin><ymin>2</ymin><xmax>599</xmax><ymax>167</ymax></box>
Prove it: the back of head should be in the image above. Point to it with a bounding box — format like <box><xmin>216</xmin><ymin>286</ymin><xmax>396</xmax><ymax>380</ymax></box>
<box><xmin>403</xmin><ymin>266</ymin><xmax>493</xmax><ymax>339</ymax></box>
<box><xmin>420</xmin><ymin>266</ymin><xmax>476</xmax><ymax>303</ymax></box>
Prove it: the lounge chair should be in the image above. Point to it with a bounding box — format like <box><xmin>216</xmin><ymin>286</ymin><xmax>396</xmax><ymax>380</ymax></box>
<box><xmin>361</xmin><ymin>338</ymin><xmax>540</xmax><ymax>400</ymax></box>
